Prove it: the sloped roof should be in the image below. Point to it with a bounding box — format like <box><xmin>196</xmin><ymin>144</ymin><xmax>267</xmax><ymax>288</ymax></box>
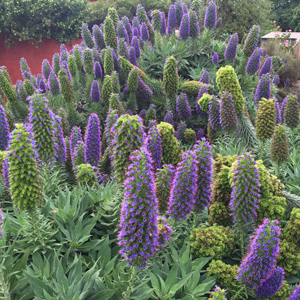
<box><xmin>262</xmin><ymin>32</ymin><xmax>300</xmax><ymax>39</ymax></box>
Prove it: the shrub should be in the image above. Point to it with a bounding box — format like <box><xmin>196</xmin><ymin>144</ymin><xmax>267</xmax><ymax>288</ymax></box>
<box><xmin>190</xmin><ymin>225</ymin><xmax>235</xmax><ymax>259</ymax></box>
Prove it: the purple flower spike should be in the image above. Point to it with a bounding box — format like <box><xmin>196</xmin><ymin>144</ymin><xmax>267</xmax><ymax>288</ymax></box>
<box><xmin>164</xmin><ymin>111</ymin><xmax>174</xmax><ymax>126</ymax></box>
<box><xmin>246</xmin><ymin>47</ymin><xmax>261</xmax><ymax>75</ymax></box>
<box><xmin>131</xmin><ymin>36</ymin><xmax>141</xmax><ymax>58</ymax></box>
<box><xmin>167</xmin><ymin>150</ymin><xmax>198</xmax><ymax>221</ymax></box>
<box><xmin>160</xmin><ymin>12</ymin><xmax>167</xmax><ymax>35</ymax></box>
<box><xmin>196</xmin><ymin>129</ymin><xmax>204</xmax><ymax>140</ymax></box>
<box><xmin>259</xmin><ymin>57</ymin><xmax>272</xmax><ymax>78</ymax></box>
<box><xmin>94</xmin><ymin>61</ymin><xmax>103</xmax><ymax>79</ymax></box>
<box><xmin>212</xmin><ymin>52</ymin><xmax>219</xmax><ymax>64</ymax></box>
<box><xmin>254</xmin><ymin>73</ymin><xmax>271</xmax><ymax>104</ymax></box>
<box><xmin>0</xmin><ymin>105</ymin><xmax>10</xmax><ymax>151</ymax></box>
<box><xmin>237</xmin><ymin>219</ymin><xmax>281</xmax><ymax>290</ymax></box>
<box><xmin>129</xmin><ymin>47</ymin><xmax>137</xmax><ymax>66</ymax></box>
<box><xmin>273</xmin><ymin>75</ymin><xmax>280</xmax><ymax>86</ymax></box>
<box><xmin>179</xmin><ymin>13</ymin><xmax>190</xmax><ymax>40</ymax></box>
<box><xmin>146</xmin><ymin>122</ymin><xmax>162</xmax><ymax>170</ymax></box>
<box><xmin>53</xmin><ymin>115</ymin><xmax>67</xmax><ymax>165</ymax></box>
<box><xmin>196</xmin><ymin>86</ymin><xmax>208</xmax><ymax>115</ymax></box>
<box><xmin>256</xmin><ymin>267</ymin><xmax>284</xmax><ymax>299</ymax></box>
<box><xmin>189</xmin><ymin>11</ymin><xmax>200</xmax><ymax>38</ymax></box>
<box><xmin>141</xmin><ymin>22</ymin><xmax>149</xmax><ymax>41</ymax></box>
<box><xmin>90</xmin><ymin>80</ymin><xmax>101</xmax><ymax>102</ymax></box>
<box><xmin>208</xmin><ymin>96</ymin><xmax>221</xmax><ymax>130</ymax></box>
<box><xmin>118</xmin><ymin>145</ymin><xmax>159</xmax><ymax>268</ymax></box>
<box><xmin>167</xmin><ymin>5</ymin><xmax>177</xmax><ymax>35</ymax></box>
<box><xmin>204</xmin><ymin>1</ymin><xmax>217</xmax><ymax>29</ymax></box>
<box><xmin>193</xmin><ymin>138</ymin><xmax>213</xmax><ymax>212</ymax></box>
<box><xmin>117</xmin><ymin>21</ymin><xmax>129</xmax><ymax>44</ymax></box>
<box><xmin>70</xmin><ymin>126</ymin><xmax>83</xmax><ymax>155</ymax></box>
<box><xmin>42</xmin><ymin>59</ymin><xmax>52</xmax><ymax>81</ymax></box>
<box><xmin>225</xmin><ymin>33</ymin><xmax>238</xmax><ymax>62</ymax></box>
<box><xmin>85</xmin><ymin>113</ymin><xmax>101</xmax><ymax>167</ymax></box>
<box><xmin>175</xmin><ymin>1</ymin><xmax>184</xmax><ymax>28</ymax></box>
<box><xmin>200</xmin><ymin>71</ymin><xmax>210</xmax><ymax>84</ymax></box>
<box><xmin>176</xmin><ymin>92</ymin><xmax>191</xmax><ymax>120</ymax></box>
<box><xmin>39</xmin><ymin>79</ymin><xmax>47</xmax><ymax>94</ymax></box>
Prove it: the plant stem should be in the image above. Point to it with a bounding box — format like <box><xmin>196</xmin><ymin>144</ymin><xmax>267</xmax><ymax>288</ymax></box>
<box><xmin>28</xmin><ymin>208</ymin><xmax>45</xmax><ymax>249</ymax></box>
<box><xmin>260</xmin><ymin>141</ymin><xmax>264</xmax><ymax>160</ymax></box>
<box><xmin>277</xmin><ymin>163</ymin><xmax>280</xmax><ymax>179</ymax></box>
<box><xmin>122</xmin><ymin>265</ymin><xmax>137</xmax><ymax>300</ymax></box>
<box><xmin>240</xmin><ymin>230</ymin><xmax>244</xmax><ymax>257</ymax></box>
<box><xmin>231</xmin><ymin>286</ymin><xmax>246</xmax><ymax>300</ymax></box>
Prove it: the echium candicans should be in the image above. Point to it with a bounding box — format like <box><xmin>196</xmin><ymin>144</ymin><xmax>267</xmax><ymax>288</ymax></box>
<box><xmin>160</xmin><ymin>12</ymin><xmax>167</xmax><ymax>35</ymax></box>
<box><xmin>259</xmin><ymin>57</ymin><xmax>272</xmax><ymax>78</ymax></box>
<box><xmin>254</xmin><ymin>73</ymin><xmax>271</xmax><ymax>104</ymax></box>
<box><xmin>212</xmin><ymin>52</ymin><xmax>219</xmax><ymax>64</ymax></box>
<box><xmin>177</xmin><ymin>121</ymin><xmax>187</xmax><ymax>141</ymax></box>
<box><xmin>122</xmin><ymin>16</ymin><xmax>132</xmax><ymax>41</ymax></box>
<box><xmin>229</xmin><ymin>152</ymin><xmax>261</xmax><ymax>230</ymax></box>
<box><xmin>146</xmin><ymin>121</ymin><xmax>162</xmax><ymax>170</ymax></box>
<box><xmin>167</xmin><ymin>150</ymin><xmax>198</xmax><ymax>221</ymax></box>
<box><xmin>179</xmin><ymin>13</ymin><xmax>190</xmax><ymax>40</ymax></box>
<box><xmin>196</xmin><ymin>86</ymin><xmax>208</xmax><ymax>115</ymax></box>
<box><xmin>208</xmin><ymin>96</ymin><xmax>221</xmax><ymax>131</ymax></box>
<box><xmin>237</xmin><ymin>218</ymin><xmax>281</xmax><ymax>290</ymax></box>
<box><xmin>224</xmin><ymin>33</ymin><xmax>238</xmax><ymax>62</ymax></box>
<box><xmin>117</xmin><ymin>21</ymin><xmax>129</xmax><ymax>43</ymax></box>
<box><xmin>48</xmin><ymin>71</ymin><xmax>60</xmax><ymax>96</ymax></box>
<box><xmin>70</xmin><ymin>126</ymin><xmax>83</xmax><ymax>154</ymax></box>
<box><xmin>129</xmin><ymin>47</ymin><xmax>137</xmax><ymax>66</ymax></box>
<box><xmin>288</xmin><ymin>284</ymin><xmax>300</xmax><ymax>299</ymax></box>
<box><xmin>163</xmin><ymin>110</ymin><xmax>174</xmax><ymax>126</ymax></box>
<box><xmin>175</xmin><ymin>1</ymin><xmax>184</xmax><ymax>27</ymax></box>
<box><xmin>220</xmin><ymin>91</ymin><xmax>238</xmax><ymax>133</ymax></box>
<box><xmin>200</xmin><ymin>71</ymin><xmax>210</xmax><ymax>84</ymax></box>
<box><xmin>167</xmin><ymin>5</ymin><xmax>177</xmax><ymax>35</ymax></box>
<box><xmin>85</xmin><ymin>113</ymin><xmax>101</xmax><ymax>167</ymax></box>
<box><xmin>131</xmin><ymin>36</ymin><xmax>141</xmax><ymax>58</ymax></box>
<box><xmin>193</xmin><ymin>138</ymin><xmax>213</xmax><ymax>212</ymax></box>
<box><xmin>243</xmin><ymin>25</ymin><xmax>260</xmax><ymax>57</ymax></box>
<box><xmin>157</xmin><ymin>216</ymin><xmax>172</xmax><ymax>249</ymax></box>
<box><xmin>246</xmin><ymin>47</ymin><xmax>261</xmax><ymax>75</ymax></box>
<box><xmin>42</xmin><ymin>59</ymin><xmax>52</xmax><ymax>81</ymax></box>
<box><xmin>53</xmin><ymin>115</ymin><xmax>67</xmax><ymax>165</ymax></box>
<box><xmin>189</xmin><ymin>11</ymin><xmax>200</xmax><ymax>38</ymax></box>
<box><xmin>204</xmin><ymin>1</ymin><xmax>217</xmax><ymax>29</ymax></box>
<box><xmin>151</xmin><ymin>10</ymin><xmax>162</xmax><ymax>32</ymax></box>
<box><xmin>118</xmin><ymin>145</ymin><xmax>159</xmax><ymax>268</ymax></box>
<box><xmin>81</xmin><ymin>23</ymin><xmax>94</xmax><ymax>49</ymax></box>
<box><xmin>176</xmin><ymin>92</ymin><xmax>191</xmax><ymax>120</ymax></box>
<box><xmin>141</xmin><ymin>22</ymin><xmax>150</xmax><ymax>41</ymax></box>
<box><xmin>94</xmin><ymin>61</ymin><xmax>103</xmax><ymax>79</ymax></box>
<box><xmin>93</xmin><ymin>25</ymin><xmax>105</xmax><ymax>51</ymax></box>
<box><xmin>0</xmin><ymin>105</ymin><xmax>10</xmax><ymax>151</ymax></box>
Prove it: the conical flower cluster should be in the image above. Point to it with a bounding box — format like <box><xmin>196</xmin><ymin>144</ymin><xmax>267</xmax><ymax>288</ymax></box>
<box><xmin>74</xmin><ymin>164</ymin><xmax>100</xmax><ymax>187</ymax></box>
<box><xmin>48</xmin><ymin>71</ymin><xmax>60</xmax><ymax>95</ymax></box>
<box><xmin>229</xmin><ymin>152</ymin><xmax>261</xmax><ymax>230</ymax></box>
<box><xmin>209</xmin><ymin>96</ymin><xmax>221</xmax><ymax>131</ymax></box>
<box><xmin>193</xmin><ymin>138</ymin><xmax>213</xmax><ymax>212</ymax></box>
<box><xmin>163</xmin><ymin>110</ymin><xmax>174</xmax><ymax>126</ymax></box>
<box><xmin>117</xmin><ymin>21</ymin><xmax>129</xmax><ymax>43</ymax></box>
<box><xmin>204</xmin><ymin>1</ymin><xmax>217</xmax><ymax>29</ymax></box>
<box><xmin>175</xmin><ymin>1</ymin><xmax>184</xmax><ymax>27</ymax></box>
<box><xmin>284</xmin><ymin>94</ymin><xmax>300</xmax><ymax>129</ymax></box>
<box><xmin>90</xmin><ymin>80</ymin><xmax>101</xmax><ymax>102</ymax></box>
<box><xmin>0</xmin><ymin>105</ymin><xmax>10</xmax><ymax>151</ymax></box>
<box><xmin>255</xmin><ymin>98</ymin><xmax>276</xmax><ymax>141</ymax></box>
<box><xmin>246</xmin><ymin>47</ymin><xmax>261</xmax><ymax>75</ymax></box>
<box><xmin>259</xmin><ymin>57</ymin><xmax>272</xmax><ymax>78</ymax></box>
<box><xmin>243</xmin><ymin>25</ymin><xmax>260</xmax><ymax>57</ymax></box>
<box><xmin>70</xmin><ymin>126</ymin><xmax>83</xmax><ymax>154</ymax></box>
<box><xmin>254</xmin><ymin>73</ymin><xmax>271</xmax><ymax>104</ymax></box>
<box><xmin>176</xmin><ymin>93</ymin><xmax>191</xmax><ymax>120</ymax></box>
<box><xmin>163</xmin><ymin>56</ymin><xmax>179</xmax><ymax>99</ymax></box>
<box><xmin>53</xmin><ymin>115</ymin><xmax>67</xmax><ymax>165</ymax></box>
<box><xmin>200</xmin><ymin>71</ymin><xmax>210</xmax><ymax>84</ymax></box>
<box><xmin>224</xmin><ymin>33</ymin><xmax>238</xmax><ymax>62</ymax></box>
<box><xmin>189</xmin><ymin>11</ymin><xmax>200</xmax><ymax>38</ymax></box>
<box><xmin>179</xmin><ymin>13</ymin><xmax>190</xmax><ymax>40</ymax></box>
<box><xmin>167</xmin><ymin>150</ymin><xmax>198</xmax><ymax>221</ymax></box>
<box><xmin>167</xmin><ymin>5</ymin><xmax>177</xmax><ymax>35</ymax></box>
<box><xmin>118</xmin><ymin>145</ymin><xmax>159</xmax><ymax>268</ymax></box>
<box><xmin>237</xmin><ymin>219</ymin><xmax>281</xmax><ymax>290</ymax></box>
<box><xmin>146</xmin><ymin>122</ymin><xmax>162</xmax><ymax>170</ymax></box>
<box><xmin>93</xmin><ymin>25</ymin><xmax>105</xmax><ymax>51</ymax></box>
<box><xmin>271</xmin><ymin>125</ymin><xmax>289</xmax><ymax>164</ymax></box>
<box><xmin>220</xmin><ymin>91</ymin><xmax>238</xmax><ymax>133</ymax></box>
<box><xmin>81</xmin><ymin>23</ymin><xmax>94</xmax><ymax>49</ymax></box>
<box><xmin>104</xmin><ymin>17</ymin><xmax>118</xmax><ymax>51</ymax></box>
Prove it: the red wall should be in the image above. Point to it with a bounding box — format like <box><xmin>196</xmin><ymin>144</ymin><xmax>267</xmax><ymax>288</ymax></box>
<box><xmin>0</xmin><ymin>37</ymin><xmax>82</xmax><ymax>85</ymax></box>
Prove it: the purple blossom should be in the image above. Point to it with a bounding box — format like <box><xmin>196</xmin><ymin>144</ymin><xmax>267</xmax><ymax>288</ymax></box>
<box><xmin>39</xmin><ymin>79</ymin><xmax>47</xmax><ymax>93</ymax></box>
<box><xmin>90</xmin><ymin>80</ymin><xmax>101</xmax><ymax>102</ymax></box>
<box><xmin>246</xmin><ymin>47</ymin><xmax>261</xmax><ymax>75</ymax></box>
<box><xmin>212</xmin><ymin>52</ymin><xmax>219</xmax><ymax>64</ymax></box>
<box><xmin>94</xmin><ymin>61</ymin><xmax>103</xmax><ymax>79</ymax></box>
<box><xmin>224</xmin><ymin>33</ymin><xmax>238</xmax><ymax>62</ymax></box>
<box><xmin>254</xmin><ymin>73</ymin><xmax>271</xmax><ymax>104</ymax></box>
<box><xmin>118</xmin><ymin>145</ymin><xmax>159</xmax><ymax>268</ymax></box>
<box><xmin>160</xmin><ymin>12</ymin><xmax>167</xmax><ymax>35</ymax></box>
<box><xmin>140</xmin><ymin>22</ymin><xmax>150</xmax><ymax>41</ymax></box>
<box><xmin>220</xmin><ymin>91</ymin><xmax>238</xmax><ymax>132</ymax></box>
<box><xmin>139</xmin><ymin>109</ymin><xmax>147</xmax><ymax>120</ymax></box>
<box><xmin>200</xmin><ymin>71</ymin><xmax>210</xmax><ymax>84</ymax></box>
<box><xmin>193</xmin><ymin>138</ymin><xmax>213</xmax><ymax>212</ymax></box>
<box><xmin>122</xmin><ymin>16</ymin><xmax>133</xmax><ymax>41</ymax></box>
<box><xmin>288</xmin><ymin>284</ymin><xmax>300</xmax><ymax>299</ymax></box>
<box><xmin>176</xmin><ymin>92</ymin><xmax>191</xmax><ymax>120</ymax></box>
<box><xmin>129</xmin><ymin>47</ymin><xmax>137</xmax><ymax>66</ymax></box>
<box><xmin>93</xmin><ymin>25</ymin><xmax>105</xmax><ymax>51</ymax></box>
<box><xmin>42</xmin><ymin>59</ymin><xmax>52</xmax><ymax>81</ymax></box>
<box><xmin>237</xmin><ymin>219</ymin><xmax>281</xmax><ymax>290</ymax></box>
<box><xmin>208</xmin><ymin>96</ymin><xmax>221</xmax><ymax>130</ymax></box>
<box><xmin>0</xmin><ymin>105</ymin><xmax>10</xmax><ymax>151</ymax></box>
<box><xmin>167</xmin><ymin>150</ymin><xmax>198</xmax><ymax>221</ymax></box>
<box><xmin>189</xmin><ymin>11</ymin><xmax>200</xmax><ymax>38</ymax></box>
<box><xmin>175</xmin><ymin>1</ymin><xmax>184</xmax><ymax>28</ymax></box>
<box><xmin>259</xmin><ymin>57</ymin><xmax>272</xmax><ymax>77</ymax></box>
<box><xmin>196</xmin><ymin>129</ymin><xmax>204</xmax><ymax>140</ymax></box>
<box><xmin>70</xmin><ymin>126</ymin><xmax>83</xmax><ymax>154</ymax></box>
<box><xmin>179</xmin><ymin>13</ymin><xmax>190</xmax><ymax>40</ymax></box>
<box><xmin>273</xmin><ymin>75</ymin><xmax>280</xmax><ymax>85</ymax></box>
<box><xmin>285</xmin><ymin>78</ymin><xmax>290</xmax><ymax>87</ymax></box>
<box><xmin>53</xmin><ymin>115</ymin><xmax>67</xmax><ymax>165</ymax></box>
<box><xmin>167</xmin><ymin>5</ymin><xmax>177</xmax><ymax>35</ymax></box>
<box><xmin>196</xmin><ymin>86</ymin><xmax>208</xmax><ymax>115</ymax></box>
<box><xmin>146</xmin><ymin>122</ymin><xmax>162</xmax><ymax>170</ymax></box>
<box><xmin>131</xmin><ymin>36</ymin><xmax>141</xmax><ymax>58</ymax></box>
<box><xmin>117</xmin><ymin>21</ymin><xmax>130</xmax><ymax>43</ymax></box>
<box><xmin>164</xmin><ymin>111</ymin><xmax>174</xmax><ymax>126</ymax></box>
<box><xmin>132</xmin><ymin>16</ymin><xmax>140</xmax><ymax>30</ymax></box>
<box><xmin>204</xmin><ymin>1</ymin><xmax>217</xmax><ymax>29</ymax></box>
<box><xmin>85</xmin><ymin>113</ymin><xmax>101</xmax><ymax>167</ymax></box>
<box><xmin>137</xmin><ymin>77</ymin><xmax>153</xmax><ymax>103</ymax></box>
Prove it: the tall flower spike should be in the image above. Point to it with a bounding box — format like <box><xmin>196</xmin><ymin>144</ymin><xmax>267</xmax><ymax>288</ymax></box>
<box><xmin>259</xmin><ymin>57</ymin><xmax>272</xmax><ymax>77</ymax></box>
<box><xmin>237</xmin><ymin>219</ymin><xmax>281</xmax><ymax>290</ymax></box>
<box><xmin>220</xmin><ymin>91</ymin><xmax>238</xmax><ymax>133</ymax></box>
<box><xmin>200</xmin><ymin>71</ymin><xmax>210</xmax><ymax>84</ymax></box>
<box><xmin>229</xmin><ymin>152</ymin><xmax>261</xmax><ymax>230</ymax></box>
<box><xmin>196</xmin><ymin>86</ymin><xmax>208</xmax><ymax>115</ymax></box>
<box><xmin>224</xmin><ymin>33</ymin><xmax>238</xmax><ymax>62</ymax></box>
<box><xmin>0</xmin><ymin>105</ymin><xmax>10</xmax><ymax>151</ymax></box>
<box><xmin>58</xmin><ymin>69</ymin><xmax>74</xmax><ymax>103</ymax></box>
<box><xmin>67</xmin><ymin>55</ymin><xmax>77</xmax><ymax>78</ymax></box>
<box><xmin>81</xmin><ymin>23</ymin><xmax>94</xmax><ymax>49</ymax></box>
<box><xmin>284</xmin><ymin>94</ymin><xmax>300</xmax><ymax>129</ymax></box>
<box><xmin>191</xmin><ymin>0</ymin><xmax>201</xmax><ymax>13</ymax></box>
<box><xmin>93</xmin><ymin>25</ymin><xmax>105</xmax><ymax>51</ymax></box>
<box><xmin>193</xmin><ymin>138</ymin><xmax>213</xmax><ymax>212</ymax></box>
<box><xmin>8</xmin><ymin>124</ymin><xmax>42</xmax><ymax>210</ymax></box>
<box><xmin>104</xmin><ymin>17</ymin><xmax>118</xmax><ymax>51</ymax></box>
<box><xmin>167</xmin><ymin>5</ymin><xmax>177</xmax><ymax>35</ymax></box>
<box><xmin>151</xmin><ymin>10</ymin><xmax>161</xmax><ymax>32</ymax></box>
<box><xmin>42</xmin><ymin>59</ymin><xmax>52</xmax><ymax>81</ymax></box>
<box><xmin>111</xmin><ymin>71</ymin><xmax>120</xmax><ymax>94</ymax></box>
<box><xmin>85</xmin><ymin>113</ymin><xmax>101</xmax><ymax>167</ymax></box>
<box><xmin>137</xmin><ymin>77</ymin><xmax>153</xmax><ymax>104</ymax></box>
<box><xmin>52</xmin><ymin>53</ymin><xmax>60</xmax><ymax>74</ymax></box>
<box><xmin>73</xmin><ymin>45</ymin><xmax>82</xmax><ymax>70</ymax></box>
<box><xmin>160</xmin><ymin>12</ymin><xmax>167</xmax><ymax>35</ymax></box>
<box><xmin>256</xmin><ymin>98</ymin><xmax>276</xmax><ymax>141</ymax></box>
<box><xmin>141</xmin><ymin>22</ymin><xmax>149</xmax><ymax>41</ymax></box>
<box><xmin>179</xmin><ymin>13</ymin><xmax>190</xmax><ymax>40</ymax></box>
<box><xmin>131</xmin><ymin>36</ymin><xmax>141</xmax><ymax>58</ymax></box>
<box><xmin>246</xmin><ymin>47</ymin><xmax>261</xmax><ymax>75</ymax></box>
<box><xmin>164</xmin><ymin>110</ymin><xmax>174</xmax><ymax>126</ymax></box>
<box><xmin>129</xmin><ymin>46</ymin><xmax>137</xmax><ymax>66</ymax></box>
<box><xmin>127</xmin><ymin>68</ymin><xmax>139</xmax><ymax>114</ymax></box>
<box><xmin>136</xmin><ymin>4</ymin><xmax>149</xmax><ymax>24</ymax></box>
<box><xmin>156</xmin><ymin>164</ymin><xmax>176</xmax><ymax>212</ymax></box>
<box><xmin>57</xmin><ymin>108</ymin><xmax>70</xmax><ymax>136</ymax></box>
<box><xmin>146</xmin><ymin>122</ymin><xmax>162</xmax><ymax>170</ymax></box>
<box><xmin>204</xmin><ymin>1</ymin><xmax>217</xmax><ymax>29</ymax></box>
<box><xmin>117</xmin><ymin>21</ymin><xmax>129</xmax><ymax>43</ymax></box>
<box><xmin>83</xmin><ymin>48</ymin><xmax>94</xmax><ymax>76</ymax></box>
<box><xmin>20</xmin><ymin>57</ymin><xmax>31</xmax><ymax>75</ymax></box>
<box><xmin>167</xmin><ymin>150</ymin><xmax>198</xmax><ymax>221</ymax></box>
<box><xmin>273</xmin><ymin>75</ymin><xmax>280</xmax><ymax>85</ymax></box>
<box><xmin>208</xmin><ymin>96</ymin><xmax>221</xmax><ymax>131</ymax></box>
<box><xmin>72</xmin><ymin>141</ymin><xmax>85</xmax><ymax>168</ymax></box>
<box><xmin>132</xmin><ymin>16</ymin><xmax>140</xmax><ymax>30</ymax></box>
<box><xmin>212</xmin><ymin>52</ymin><xmax>219</xmax><ymax>64</ymax></box>
<box><xmin>53</xmin><ymin>115</ymin><xmax>67</xmax><ymax>165</ymax></box>
<box><xmin>28</xmin><ymin>94</ymin><xmax>55</xmax><ymax>161</ymax></box>
<box><xmin>39</xmin><ymin>79</ymin><xmax>47</xmax><ymax>93</ymax></box>
<box><xmin>243</xmin><ymin>25</ymin><xmax>260</xmax><ymax>57</ymax></box>
<box><xmin>177</xmin><ymin>121</ymin><xmax>187</xmax><ymax>141</ymax></box>
<box><xmin>104</xmin><ymin>46</ymin><xmax>115</xmax><ymax>75</ymax></box>
<box><xmin>112</xmin><ymin>114</ymin><xmax>145</xmax><ymax>183</ymax></box>
<box><xmin>196</xmin><ymin>129</ymin><xmax>204</xmax><ymax>140</ymax></box>
<box><xmin>271</xmin><ymin>125</ymin><xmax>289</xmax><ymax>164</ymax></box>
<box><xmin>176</xmin><ymin>92</ymin><xmax>192</xmax><ymax>120</ymax></box>
<box><xmin>254</xmin><ymin>73</ymin><xmax>271</xmax><ymax>104</ymax></box>
<box><xmin>70</xmin><ymin>126</ymin><xmax>83</xmax><ymax>154</ymax></box>
<box><xmin>175</xmin><ymin>1</ymin><xmax>184</xmax><ymax>27</ymax></box>
<box><xmin>256</xmin><ymin>266</ymin><xmax>284</xmax><ymax>299</ymax></box>
<box><xmin>118</xmin><ymin>145</ymin><xmax>159</xmax><ymax>268</ymax></box>
<box><xmin>94</xmin><ymin>61</ymin><xmax>103</xmax><ymax>79</ymax></box>
<box><xmin>102</xmin><ymin>75</ymin><xmax>113</xmax><ymax>107</ymax></box>
<box><xmin>189</xmin><ymin>11</ymin><xmax>200</xmax><ymax>38</ymax></box>
<box><xmin>122</xmin><ymin>16</ymin><xmax>132</xmax><ymax>41</ymax></box>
